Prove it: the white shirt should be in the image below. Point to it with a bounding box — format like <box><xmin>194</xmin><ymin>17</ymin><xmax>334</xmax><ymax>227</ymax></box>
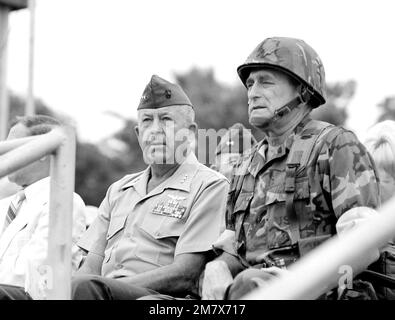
<box><xmin>0</xmin><ymin>177</ymin><xmax>86</xmax><ymax>296</ymax></box>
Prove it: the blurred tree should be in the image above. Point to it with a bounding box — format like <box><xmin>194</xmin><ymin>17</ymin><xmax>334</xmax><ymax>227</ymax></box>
<box><xmin>105</xmin><ymin>112</ymin><xmax>145</xmax><ymax>172</ymax></box>
<box><xmin>8</xmin><ymin>91</ymin><xmax>55</xmax><ymax>121</ymax></box>
<box><xmin>78</xmin><ymin>116</ymin><xmax>146</xmax><ymax>206</ymax></box>
<box><xmin>75</xmin><ymin>114</ymin><xmax>149</xmax><ymax>206</ymax></box>
<box><xmin>75</xmin><ymin>142</ymin><xmax>125</xmax><ymax>206</ymax></box>
<box><xmin>174</xmin><ymin>68</ymin><xmax>262</xmax><ymax>164</ymax></box>
<box><xmin>377</xmin><ymin>96</ymin><xmax>395</xmax><ymax>122</ymax></box>
<box><xmin>175</xmin><ymin>68</ymin><xmax>250</xmax><ymax>131</ymax></box>
<box><xmin>8</xmin><ymin>90</ymin><xmax>76</xmax><ymax>130</ymax></box>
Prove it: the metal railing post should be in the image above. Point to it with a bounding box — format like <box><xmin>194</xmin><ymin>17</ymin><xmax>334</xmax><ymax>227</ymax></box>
<box><xmin>0</xmin><ymin>126</ymin><xmax>75</xmax><ymax>299</ymax></box>
<box><xmin>0</xmin><ymin>1</ymin><xmax>28</xmax><ymax>140</ymax></box>
<box><xmin>26</xmin><ymin>0</ymin><xmax>35</xmax><ymax>116</ymax></box>
<box><xmin>46</xmin><ymin>126</ymin><xmax>76</xmax><ymax>299</ymax></box>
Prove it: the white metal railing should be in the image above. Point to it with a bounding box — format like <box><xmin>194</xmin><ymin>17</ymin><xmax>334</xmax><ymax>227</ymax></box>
<box><xmin>243</xmin><ymin>196</ymin><xmax>395</xmax><ymax>300</ymax></box>
<box><xmin>0</xmin><ymin>126</ymin><xmax>76</xmax><ymax>299</ymax></box>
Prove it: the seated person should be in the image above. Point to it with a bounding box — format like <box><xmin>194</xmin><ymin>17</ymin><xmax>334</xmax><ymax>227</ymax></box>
<box><xmin>211</xmin><ymin>123</ymin><xmax>256</xmax><ymax>234</ymax></box>
<box><xmin>211</xmin><ymin>123</ymin><xmax>256</xmax><ymax>181</ymax></box>
<box><xmin>364</xmin><ymin>120</ymin><xmax>395</xmax><ymax>204</ymax></box>
<box><xmin>0</xmin><ymin>115</ymin><xmax>87</xmax><ymax>300</ymax></box>
<box><xmin>71</xmin><ymin>75</ymin><xmax>229</xmax><ymax>300</ymax></box>
<box><xmin>202</xmin><ymin>36</ymin><xmax>381</xmax><ymax>300</ymax></box>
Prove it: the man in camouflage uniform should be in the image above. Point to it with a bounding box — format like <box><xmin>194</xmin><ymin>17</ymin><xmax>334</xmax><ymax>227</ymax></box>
<box><xmin>201</xmin><ymin>37</ymin><xmax>381</xmax><ymax>300</ymax></box>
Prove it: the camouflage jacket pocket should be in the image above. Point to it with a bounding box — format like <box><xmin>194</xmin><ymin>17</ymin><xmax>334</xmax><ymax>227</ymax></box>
<box><xmin>233</xmin><ymin>191</ymin><xmax>254</xmax><ymax>252</ymax></box>
<box><xmin>234</xmin><ymin>192</ymin><xmax>254</xmax><ymax>214</ymax></box>
<box><xmin>264</xmin><ymin>178</ymin><xmax>310</xmax><ymax>206</ymax></box>
<box><xmin>338</xmin><ymin>279</ymin><xmax>378</xmax><ymax>300</ymax></box>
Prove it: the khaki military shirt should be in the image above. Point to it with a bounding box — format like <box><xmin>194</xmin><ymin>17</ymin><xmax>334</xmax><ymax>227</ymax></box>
<box><xmin>214</xmin><ymin>117</ymin><xmax>380</xmax><ymax>267</ymax></box>
<box><xmin>78</xmin><ymin>153</ymin><xmax>229</xmax><ymax>278</ymax></box>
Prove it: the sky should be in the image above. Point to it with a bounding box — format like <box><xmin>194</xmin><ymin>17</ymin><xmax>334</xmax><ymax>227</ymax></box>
<box><xmin>6</xmin><ymin>0</ymin><xmax>395</xmax><ymax>142</ymax></box>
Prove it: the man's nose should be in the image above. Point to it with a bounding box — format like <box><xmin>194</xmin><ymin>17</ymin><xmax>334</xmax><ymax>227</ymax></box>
<box><xmin>247</xmin><ymin>83</ymin><xmax>260</xmax><ymax>103</ymax></box>
<box><xmin>150</xmin><ymin>117</ymin><xmax>163</xmax><ymax>132</ymax></box>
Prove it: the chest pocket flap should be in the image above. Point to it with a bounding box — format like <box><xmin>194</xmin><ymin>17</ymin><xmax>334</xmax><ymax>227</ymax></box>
<box><xmin>106</xmin><ymin>214</ymin><xmax>127</xmax><ymax>240</ymax></box>
<box><xmin>234</xmin><ymin>192</ymin><xmax>254</xmax><ymax>214</ymax></box>
<box><xmin>265</xmin><ymin>178</ymin><xmax>310</xmax><ymax>206</ymax></box>
<box><xmin>139</xmin><ymin>213</ymin><xmax>186</xmax><ymax>239</ymax></box>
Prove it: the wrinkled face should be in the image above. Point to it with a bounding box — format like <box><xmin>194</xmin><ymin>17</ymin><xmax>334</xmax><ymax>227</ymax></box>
<box><xmin>212</xmin><ymin>153</ymin><xmax>241</xmax><ymax>180</ymax></box>
<box><xmin>246</xmin><ymin>69</ymin><xmax>299</xmax><ymax>128</ymax></box>
<box><xmin>7</xmin><ymin>124</ymin><xmax>34</xmax><ymax>186</ymax></box>
<box><xmin>136</xmin><ymin>106</ymin><xmax>192</xmax><ymax>165</ymax></box>
<box><xmin>377</xmin><ymin>167</ymin><xmax>395</xmax><ymax>204</ymax></box>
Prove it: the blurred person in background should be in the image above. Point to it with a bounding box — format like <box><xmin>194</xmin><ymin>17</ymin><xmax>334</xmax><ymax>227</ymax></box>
<box><xmin>211</xmin><ymin>123</ymin><xmax>256</xmax><ymax>181</ymax></box>
<box><xmin>210</xmin><ymin>123</ymin><xmax>256</xmax><ymax>235</ymax></box>
<box><xmin>364</xmin><ymin>120</ymin><xmax>395</xmax><ymax>204</ymax></box>
<box><xmin>71</xmin><ymin>75</ymin><xmax>228</xmax><ymax>300</ymax></box>
<box><xmin>363</xmin><ymin>120</ymin><xmax>395</xmax><ymax>299</ymax></box>
<box><xmin>0</xmin><ymin>115</ymin><xmax>86</xmax><ymax>300</ymax></box>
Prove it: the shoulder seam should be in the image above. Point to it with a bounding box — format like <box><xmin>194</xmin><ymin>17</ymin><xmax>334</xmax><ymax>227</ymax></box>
<box><xmin>196</xmin><ymin>165</ymin><xmax>228</xmax><ymax>182</ymax></box>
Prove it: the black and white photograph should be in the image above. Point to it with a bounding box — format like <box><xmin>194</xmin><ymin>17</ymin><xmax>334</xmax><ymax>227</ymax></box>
<box><xmin>0</xmin><ymin>0</ymin><xmax>394</xmax><ymax>313</ymax></box>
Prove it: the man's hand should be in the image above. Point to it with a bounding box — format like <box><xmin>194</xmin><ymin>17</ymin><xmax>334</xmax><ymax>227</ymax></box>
<box><xmin>201</xmin><ymin>260</ymin><xmax>233</xmax><ymax>300</ymax></box>
<box><xmin>260</xmin><ymin>266</ymin><xmax>289</xmax><ymax>277</ymax></box>
<box><xmin>249</xmin><ymin>266</ymin><xmax>289</xmax><ymax>286</ymax></box>
<box><xmin>336</xmin><ymin>206</ymin><xmax>378</xmax><ymax>235</ymax></box>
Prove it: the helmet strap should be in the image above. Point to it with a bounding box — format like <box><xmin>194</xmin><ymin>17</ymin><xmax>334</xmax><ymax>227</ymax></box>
<box><xmin>299</xmin><ymin>85</ymin><xmax>314</xmax><ymax>104</ymax></box>
<box><xmin>272</xmin><ymin>85</ymin><xmax>313</xmax><ymax>122</ymax></box>
<box><xmin>272</xmin><ymin>96</ymin><xmax>302</xmax><ymax>122</ymax></box>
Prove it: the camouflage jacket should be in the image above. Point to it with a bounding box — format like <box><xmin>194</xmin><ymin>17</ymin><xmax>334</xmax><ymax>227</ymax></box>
<box><xmin>223</xmin><ymin>116</ymin><xmax>380</xmax><ymax>268</ymax></box>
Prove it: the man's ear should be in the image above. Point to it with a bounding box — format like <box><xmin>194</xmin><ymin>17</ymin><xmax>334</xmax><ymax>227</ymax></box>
<box><xmin>134</xmin><ymin>125</ymin><xmax>139</xmax><ymax>137</ymax></box>
<box><xmin>188</xmin><ymin>122</ymin><xmax>198</xmax><ymax>135</ymax></box>
<box><xmin>210</xmin><ymin>164</ymin><xmax>218</xmax><ymax>171</ymax></box>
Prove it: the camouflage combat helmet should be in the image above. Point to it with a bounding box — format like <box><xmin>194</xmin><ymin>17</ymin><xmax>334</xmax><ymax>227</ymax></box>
<box><xmin>237</xmin><ymin>37</ymin><xmax>326</xmax><ymax>108</ymax></box>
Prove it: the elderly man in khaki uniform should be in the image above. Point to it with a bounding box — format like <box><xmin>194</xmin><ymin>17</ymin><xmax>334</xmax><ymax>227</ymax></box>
<box><xmin>72</xmin><ymin>75</ymin><xmax>229</xmax><ymax>300</ymax></box>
